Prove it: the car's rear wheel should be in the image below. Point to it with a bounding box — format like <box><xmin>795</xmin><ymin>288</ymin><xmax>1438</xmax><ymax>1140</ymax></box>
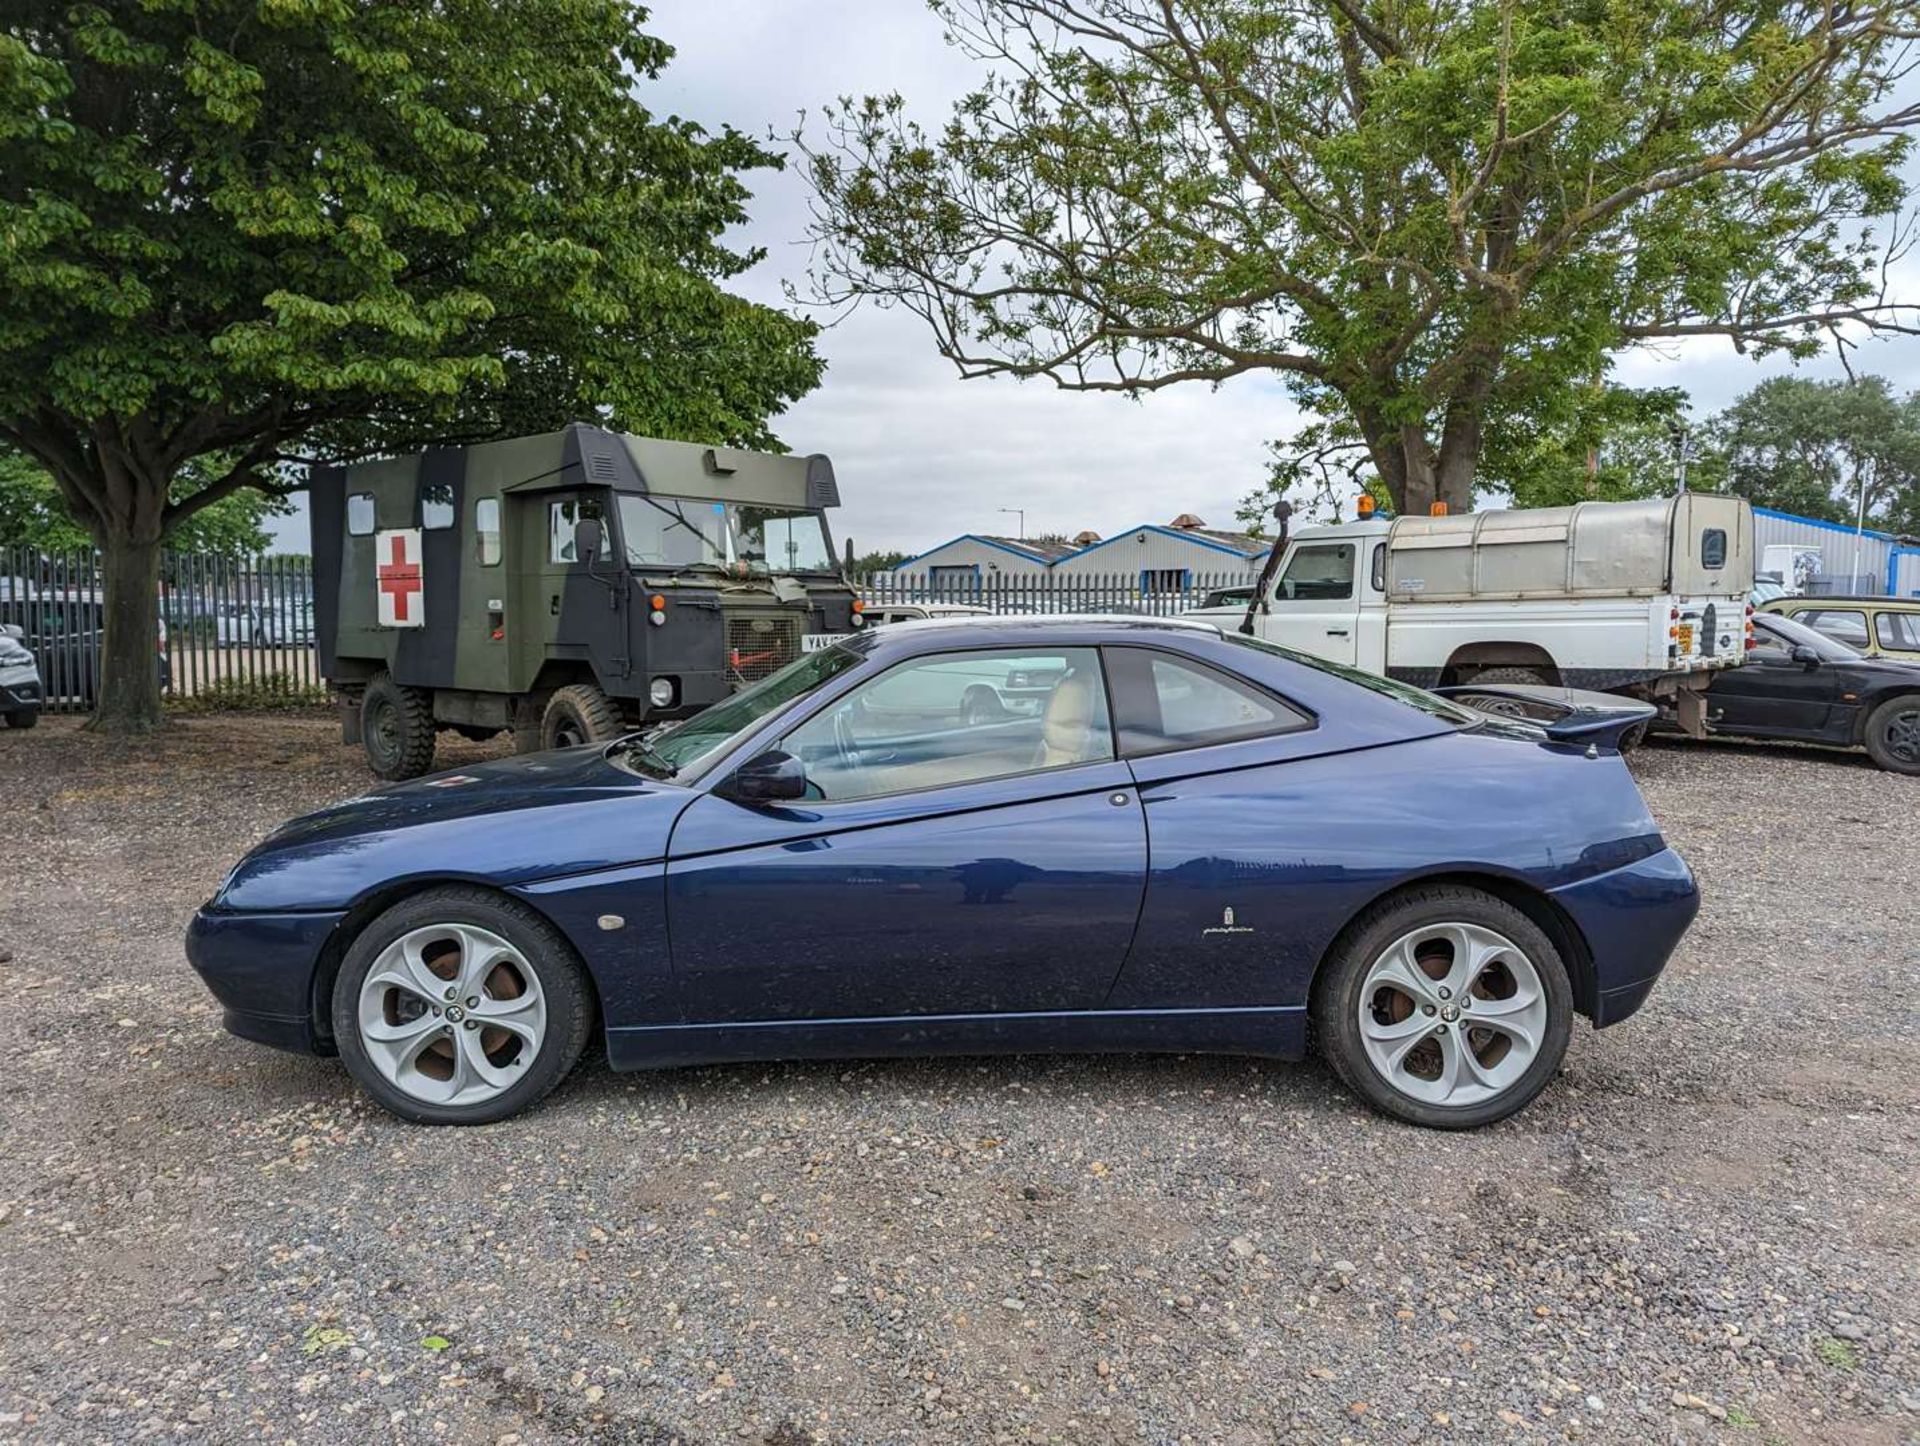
<box><xmin>1863</xmin><ymin>695</ymin><xmax>1920</xmax><ymax>775</ymax></box>
<box><xmin>333</xmin><ymin>888</ymin><xmax>593</xmax><ymax>1125</ymax></box>
<box><xmin>361</xmin><ymin>673</ymin><xmax>437</xmax><ymax>780</ymax></box>
<box><xmin>1313</xmin><ymin>887</ymin><xmax>1573</xmax><ymax>1129</ymax></box>
<box><xmin>540</xmin><ymin>683</ymin><xmax>623</xmax><ymax>750</ymax></box>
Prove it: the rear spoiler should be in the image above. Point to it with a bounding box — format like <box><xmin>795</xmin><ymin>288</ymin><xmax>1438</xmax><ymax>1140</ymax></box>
<box><xmin>1436</xmin><ymin>683</ymin><xmax>1655</xmax><ymax>751</ymax></box>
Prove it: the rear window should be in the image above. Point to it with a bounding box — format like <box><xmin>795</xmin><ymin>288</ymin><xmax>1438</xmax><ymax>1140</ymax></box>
<box><xmin>1701</xmin><ymin>529</ymin><xmax>1728</xmax><ymax>569</ymax></box>
<box><xmin>1222</xmin><ymin>633</ymin><xmax>1478</xmax><ymax>724</ymax></box>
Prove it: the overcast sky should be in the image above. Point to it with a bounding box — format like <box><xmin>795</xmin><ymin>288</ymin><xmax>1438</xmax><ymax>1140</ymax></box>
<box><xmin>272</xmin><ymin>2</ymin><xmax>1920</xmax><ymax>554</ymax></box>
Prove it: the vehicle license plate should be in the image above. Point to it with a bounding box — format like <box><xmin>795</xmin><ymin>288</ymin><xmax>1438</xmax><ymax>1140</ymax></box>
<box><xmin>802</xmin><ymin>633</ymin><xmax>852</xmax><ymax>652</ymax></box>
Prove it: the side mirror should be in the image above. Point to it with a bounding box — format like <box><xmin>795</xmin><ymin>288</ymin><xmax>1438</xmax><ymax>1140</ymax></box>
<box><xmin>723</xmin><ymin>749</ymin><xmax>807</xmax><ymax>805</ymax></box>
<box><xmin>573</xmin><ymin>516</ymin><xmax>604</xmax><ymax>564</ymax></box>
<box><xmin>1790</xmin><ymin>644</ymin><xmax>1820</xmax><ymax>668</ymax></box>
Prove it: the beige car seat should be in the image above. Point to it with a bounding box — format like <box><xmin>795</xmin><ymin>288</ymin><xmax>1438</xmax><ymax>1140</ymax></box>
<box><xmin>1036</xmin><ymin>672</ymin><xmax>1102</xmax><ymax>768</ymax></box>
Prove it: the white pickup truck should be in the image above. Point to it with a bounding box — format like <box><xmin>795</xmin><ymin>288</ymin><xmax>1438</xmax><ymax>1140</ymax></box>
<box><xmin>1186</xmin><ymin>495</ymin><xmax>1754</xmax><ymax>733</ymax></box>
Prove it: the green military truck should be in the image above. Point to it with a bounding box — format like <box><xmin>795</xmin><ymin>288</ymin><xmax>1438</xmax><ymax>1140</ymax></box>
<box><xmin>312</xmin><ymin>424</ymin><xmax>859</xmax><ymax>779</ymax></box>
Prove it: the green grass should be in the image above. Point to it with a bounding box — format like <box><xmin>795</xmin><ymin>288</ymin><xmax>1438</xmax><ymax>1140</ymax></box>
<box><xmin>1725</xmin><ymin>1404</ymin><xmax>1758</xmax><ymax>1427</ymax></box>
<box><xmin>1814</xmin><ymin>1337</ymin><xmax>1861</xmax><ymax>1371</ymax></box>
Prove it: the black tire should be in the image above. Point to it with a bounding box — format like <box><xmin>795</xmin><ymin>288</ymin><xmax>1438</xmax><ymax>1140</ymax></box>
<box><xmin>1863</xmin><ymin>694</ymin><xmax>1920</xmax><ymax>775</ymax></box>
<box><xmin>1312</xmin><ymin>886</ymin><xmax>1574</xmax><ymax>1130</ymax></box>
<box><xmin>1474</xmin><ymin>664</ymin><xmax>1553</xmax><ymax>687</ymax></box>
<box><xmin>332</xmin><ymin>886</ymin><xmax>594</xmax><ymax>1125</ymax></box>
<box><xmin>361</xmin><ymin>673</ymin><xmax>437</xmax><ymax>781</ymax></box>
<box><xmin>4</xmin><ymin>708</ymin><xmax>37</xmax><ymax>729</ymax></box>
<box><xmin>540</xmin><ymin>683</ymin><xmax>623</xmax><ymax>751</ymax></box>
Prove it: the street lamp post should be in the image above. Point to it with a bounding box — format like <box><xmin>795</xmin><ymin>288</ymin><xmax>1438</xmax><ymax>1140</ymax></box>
<box><xmin>997</xmin><ymin>507</ymin><xmax>1026</xmax><ymax>540</ymax></box>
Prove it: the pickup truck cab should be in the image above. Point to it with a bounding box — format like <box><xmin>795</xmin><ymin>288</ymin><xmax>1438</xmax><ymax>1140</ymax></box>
<box><xmin>1186</xmin><ymin>496</ymin><xmax>1754</xmax><ymax>732</ymax></box>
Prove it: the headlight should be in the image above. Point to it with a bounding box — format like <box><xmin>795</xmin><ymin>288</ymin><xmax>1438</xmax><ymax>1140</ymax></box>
<box><xmin>649</xmin><ymin>677</ymin><xmax>677</xmax><ymax>708</ymax></box>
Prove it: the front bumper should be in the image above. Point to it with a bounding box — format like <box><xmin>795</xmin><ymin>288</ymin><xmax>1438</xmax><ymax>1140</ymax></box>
<box><xmin>184</xmin><ymin>905</ymin><xmax>346</xmax><ymax>1055</ymax></box>
<box><xmin>0</xmin><ymin>663</ymin><xmax>42</xmax><ymax>711</ymax></box>
<box><xmin>1548</xmin><ymin>846</ymin><xmax>1700</xmax><ymax>1028</ymax></box>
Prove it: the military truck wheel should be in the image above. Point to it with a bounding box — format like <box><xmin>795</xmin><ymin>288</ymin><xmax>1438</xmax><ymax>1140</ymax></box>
<box><xmin>541</xmin><ymin>684</ymin><xmax>623</xmax><ymax>751</ymax></box>
<box><xmin>362</xmin><ymin>674</ymin><xmax>438</xmax><ymax>781</ymax></box>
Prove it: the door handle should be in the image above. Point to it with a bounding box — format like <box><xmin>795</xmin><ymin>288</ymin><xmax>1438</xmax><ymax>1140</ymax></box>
<box><xmin>1325</xmin><ymin>628</ymin><xmax>1350</xmax><ymax>637</ymax></box>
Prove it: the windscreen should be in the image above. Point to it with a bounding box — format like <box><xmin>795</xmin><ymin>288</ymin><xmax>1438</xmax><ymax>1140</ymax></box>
<box><xmin>617</xmin><ymin>496</ymin><xmax>834</xmax><ymax>575</ymax></box>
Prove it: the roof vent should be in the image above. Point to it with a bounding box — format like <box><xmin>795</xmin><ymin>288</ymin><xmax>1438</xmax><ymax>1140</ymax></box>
<box><xmin>586</xmin><ymin>450</ymin><xmax>618</xmax><ymax>481</ymax></box>
<box><xmin>1169</xmin><ymin>513</ymin><xmax>1206</xmax><ymax>530</ymax></box>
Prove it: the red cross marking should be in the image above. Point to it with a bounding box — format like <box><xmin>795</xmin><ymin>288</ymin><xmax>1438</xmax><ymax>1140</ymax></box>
<box><xmin>378</xmin><ymin>534</ymin><xmax>423</xmax><ymax>622</ymax></box>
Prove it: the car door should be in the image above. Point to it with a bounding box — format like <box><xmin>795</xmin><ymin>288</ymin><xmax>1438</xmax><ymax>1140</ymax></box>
<box><xmin>1257</xmin><ymin>542</ymin><xmax>1360</xmax><ymax>666</ymax></box>
<box><xmin>1874</xmin><ymin>609</ymin><xmax>1920</xmax><ymax>663</ymax></box>
<box><xmin>664</xmin><ymin>645</ymin><xmax>1148</xmax><ymax>1023</ymax></box>
<box><xmin>1708</xmin><ymin>622</ymin><xmax>1839</xmax><ymax>736</ymax></box>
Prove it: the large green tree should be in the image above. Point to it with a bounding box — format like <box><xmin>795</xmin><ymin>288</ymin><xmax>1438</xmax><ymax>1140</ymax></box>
<box><xmin>1709</xmin><ymin>375</ymin><xmax>1920</xmax><ymax>534</ymax></box>
<box><xmin>801</xmin><ymin>0</ymin><xmax>1918</xmax><ymax>519</ymax></box>
<box><xmin>1</xmin><ymin>3</ymin><xmax>820</xmax><ymax>731</ymax></box>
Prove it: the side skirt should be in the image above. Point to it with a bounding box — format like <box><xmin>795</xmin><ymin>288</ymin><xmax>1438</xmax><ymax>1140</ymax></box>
<box><xmin>606</xmin><ymin>1006</ymin><xmax>1308</xmax><ymax>1072</ymax></box>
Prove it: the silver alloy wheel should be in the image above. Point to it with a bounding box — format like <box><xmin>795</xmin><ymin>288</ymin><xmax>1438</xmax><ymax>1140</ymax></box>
<box><xmin>356</xmin><ymin>923</ymin><xmax>547</xmax><ymax>1107</ymax></box>
<box><xmin>1356</xmin><ymin>921</ymin><xmax>1548</xmax><ymax>1108</ymax></box>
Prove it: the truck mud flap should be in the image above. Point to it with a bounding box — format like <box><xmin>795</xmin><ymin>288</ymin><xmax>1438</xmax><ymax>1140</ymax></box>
<box><xmin>1675</xmin><ymin>685</ymin><xmax>1708</xmax><ymax>739</ymax></box>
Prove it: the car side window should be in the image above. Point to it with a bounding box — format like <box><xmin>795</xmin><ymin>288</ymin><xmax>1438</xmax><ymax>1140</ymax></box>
<box><xmin>1275</xmin><ymin>543</ymin><xmax>1354</xmax><ymax>601</ymax></box>
<box><xmin>1798</xmin><ymin>608</ymin><xmax>1870</xmax><ymax>649</ymax></box>
<box><xmin>346</xmin><ymin>493</ymin><xmax>375</xmax><ymax>536</ymax></box>
<box><xmin>548</xmin><ymin>497</ymin><xmax>603</xmax><ymax>563</ymax></box>
<box><xmin>1875</xmin><ymin>611</ymin><xmax>1920</xmax><ymax>650</ymax></box>
<box><xmin>1105</xmin><ymin>646</ymin><xmax>1311</xmax><ymax>755</ymax></box>
<box><xmin>780</xmin><ymin>647</ymin><xmax>1112</xmax><ymax>802</ymax></box>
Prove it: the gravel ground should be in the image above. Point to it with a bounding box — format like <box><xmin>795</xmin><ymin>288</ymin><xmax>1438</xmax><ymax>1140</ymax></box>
<box><xmin>1</xmin><ymin>714</ymin><xmax>1916</xmax><ymax>1446</ymax></box>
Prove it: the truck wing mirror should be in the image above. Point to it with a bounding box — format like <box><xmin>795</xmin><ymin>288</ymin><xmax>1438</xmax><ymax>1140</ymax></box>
<box><xmin>722</xmin><ymin>749</ymin><xmax>808</xmax><ymax>805</ymax></box>
<box><xmin>573</xmin><ymin>516</ymin><xmax>604</xmax><ymax>564</ymax></box>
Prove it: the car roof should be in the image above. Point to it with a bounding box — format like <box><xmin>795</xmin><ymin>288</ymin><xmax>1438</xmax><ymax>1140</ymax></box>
<box><xmin>1772</xmin><ymin>595</ymin><xmax>1918</xmax><ymax>607</ymax></box>
<box><xmin>856</xmin><ymin>613</ymin><xmax>1219</xmax><ymax>648</ymax></box>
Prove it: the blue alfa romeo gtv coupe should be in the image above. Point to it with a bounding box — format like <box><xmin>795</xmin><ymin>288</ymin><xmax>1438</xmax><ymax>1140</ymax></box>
<box><xmin>187</xmin><ymin>617</ymin><xmax>1698</xmax><ymax>1129</ymax></box>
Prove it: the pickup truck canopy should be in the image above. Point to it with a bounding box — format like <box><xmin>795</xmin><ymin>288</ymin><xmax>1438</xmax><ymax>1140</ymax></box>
<box><xmin>1386</xmin><ymin>495</ymin><xmax>1751</xmax><ymax>602</ymax></box>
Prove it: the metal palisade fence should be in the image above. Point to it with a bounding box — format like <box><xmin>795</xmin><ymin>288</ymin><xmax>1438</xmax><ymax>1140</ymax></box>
<box><xmin>856</xmin><ymin>569</ymin><xmax>1254</xmax><ymax>617</ymax></box>
<box><xmin>1</xmin><ymin>546</ymin><xmax>322</xmax><ymax>715</ymax></box>
<box><xmin>2</xmin><ymin>547</ymin><xmax>1253</xmax><ymax>717</ymax></box>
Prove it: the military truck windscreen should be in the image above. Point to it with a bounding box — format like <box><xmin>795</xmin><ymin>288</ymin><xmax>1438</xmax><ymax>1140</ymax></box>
<box><xmin>617</xmin><ymin>496</ymin><xmax>833</xmax><ymax>575</ymax></box>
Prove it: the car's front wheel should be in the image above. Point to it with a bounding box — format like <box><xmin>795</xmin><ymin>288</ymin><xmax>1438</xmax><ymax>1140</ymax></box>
<box><xmin>1863</xmin><ymin>694</ymin><xmax>1920</xmax><ymax>774</ymax></box>
<box><xmin>1313</xmin><ymin>887</ymin><xmax>1573</xmax><ymax>1129</ymax></box>
<box><xmin>333</xmin><ymin>888</ymin><xmax>594</xmax><ymax>1124</ymax></box>
<box><xmin>4</xmin><ymin>707</ymin><xmax>37</xmax><ymax>729</ymax></box>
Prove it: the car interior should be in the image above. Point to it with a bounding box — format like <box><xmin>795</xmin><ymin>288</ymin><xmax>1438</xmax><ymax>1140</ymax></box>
<box><xmin>783</xmin><ymin>650</ymin><xmax>1113</xmax><ymax>801</ymax></box>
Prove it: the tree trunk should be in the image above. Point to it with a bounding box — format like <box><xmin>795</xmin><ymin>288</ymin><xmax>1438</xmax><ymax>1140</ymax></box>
<box><xmin>87</xmin><ymin>526</ymin><xmax>167</xmax><ymax>733</ymax></box>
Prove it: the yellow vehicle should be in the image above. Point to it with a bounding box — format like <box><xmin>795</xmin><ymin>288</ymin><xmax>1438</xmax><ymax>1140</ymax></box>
<box><xmin>1758</xmin><ymin>595</ymin><xmax>1920</xmax><ymax>663</ymax></box>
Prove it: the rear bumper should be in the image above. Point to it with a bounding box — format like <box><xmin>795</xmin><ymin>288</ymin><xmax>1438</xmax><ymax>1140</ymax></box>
<box><xmin>1548</xmin><ymin>847</ymin><xmax>1699</xmax><ymax>1028</ymax></box>
<box><xmin>184</xmin><ymin>906</ymin><xmax>345</xmax><ymax>1056</ymax></box>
